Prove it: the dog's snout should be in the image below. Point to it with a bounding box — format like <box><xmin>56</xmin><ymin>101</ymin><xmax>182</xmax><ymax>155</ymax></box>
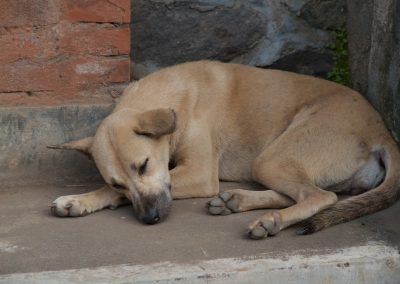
<box><xmin>142</xmin><ymin>208</ymin><xmax>160</xmax><ymax>225</ymax></box>
<box><xmin>133</xmin><ymin>189</ymin><xmax>172</xmax><ymax>225</ymax></box>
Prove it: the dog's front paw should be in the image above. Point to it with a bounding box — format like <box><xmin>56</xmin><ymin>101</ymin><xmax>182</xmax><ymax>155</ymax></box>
<box><xmin>206</xmin><ymin>191</ymin><xmax>243</xmax><ymax>215</ymax></box>
<box><xmin>247</xmin><ymin>211</ymin><xmax>282</xmax><ymax>240</ymax></box>
<box><xmin>50</xmin><ymin>195</ymin><xmax>90</xmax><ymax>217</ymax></box>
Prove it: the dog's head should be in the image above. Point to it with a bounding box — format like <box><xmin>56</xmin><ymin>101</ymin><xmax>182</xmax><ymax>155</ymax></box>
<box><xmin>50</xmin><ymin>108</ymin><xmax>176</xmax><ymax>225</ymax></box>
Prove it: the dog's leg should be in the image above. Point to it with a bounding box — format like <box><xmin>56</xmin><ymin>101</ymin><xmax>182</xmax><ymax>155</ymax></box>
<box><xmin>170</xmin><ymin>162</ymin><xmax>219</xmax><ymax>199</ymax></box>
<box><xmin>247</xmin><ymin>161</ymin><xmax>338</xmax><ymax>239</ymax></box>
<box><xmin>206</xmin><ymin>189</ymin><xmax>294</xmax><ymax>215</ymax></box>
<box><xmin>170</xmin><ymin>125</ymin><xmax>219</xmax><ymax>199</ymax></box>
<box><xmin>169</xmin><ymin>126</ymin><xmax>220</xmax><ymax>199</ymax></box>
<box><xmin>51</xmin><ymin>185</ymin><xmax>129</xmax><ymax>217</ymax></box>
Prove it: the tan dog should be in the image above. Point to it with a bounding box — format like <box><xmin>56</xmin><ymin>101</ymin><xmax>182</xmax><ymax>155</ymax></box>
<box><xmin>49</xmin><ymin>61</ymin><xmax>400</xmax><ymax>239</ymax></box>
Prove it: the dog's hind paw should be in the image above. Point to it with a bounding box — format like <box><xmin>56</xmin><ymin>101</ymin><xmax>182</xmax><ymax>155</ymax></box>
<box><xmin>50</xmin><ymin>195</ymin><xmax>90</xmax><ymax>217</ymax></box>
<box><xmin>206</xmin><ymin>191</ymin><xmax>242</xmax><ymax>215</ymax></box>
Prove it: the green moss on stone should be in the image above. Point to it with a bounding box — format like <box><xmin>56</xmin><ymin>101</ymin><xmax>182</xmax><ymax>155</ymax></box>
<box><xmin>327</xmin><ymin>28</ymin><xmax>351</xmax><ymax>86</ymax></box>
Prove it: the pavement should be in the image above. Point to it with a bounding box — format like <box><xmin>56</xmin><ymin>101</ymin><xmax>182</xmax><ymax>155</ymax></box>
<box><xmin>1</xmin><ymin>182</ymin><xmax>399</xmax><ymax>283</ymax></box>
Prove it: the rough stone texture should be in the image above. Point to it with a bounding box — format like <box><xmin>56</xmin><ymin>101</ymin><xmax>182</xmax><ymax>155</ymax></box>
<box><xmin>299</xmin><ymin>0</ymin><xmax>347</xmax><ymax>30</ymax></box>
<box><xmin>268</xmin><ymin>49</ymin><xmax>333</xmax><ymax>78</ymax></box>
<box><xmin>0</xmin><ymin>104</ymin><xmax>113</xmax><ymax>186</ymax></box>
<box><xmin>346</xmin><ymin>0</ymin><xmax>373</xmax><ymax>95</ymax></box>
<box><xmin>131</xmin><ymin>0</ymin><xmax>265</xmax><ymax>78</ymax></box>
<box><xmin>0</xmin><ymin>0</ymin><xmax>130</xmax><ymax>106</ymax></box>
<box><xmin>131</xmin><ymin>0</ymin><xmax>347</xmax><ymax>79</ymax></box>
<box><xmin>347</xmin><ymin>0</ymin><xmax>400</xmax><ymax>142</ymax></box>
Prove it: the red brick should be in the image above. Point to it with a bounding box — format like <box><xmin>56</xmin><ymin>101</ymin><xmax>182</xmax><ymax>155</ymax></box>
<box><xmin>72</xmin><ymin>57</ymin><xmax>130</xmax><ymax>89</ymax></box>
<box><xmin>60</xmin><ymin>24</ymin><xmax>130</xmax><ymax>56</ymax></box>
<box><xmin>0</xmin><ymin>0</ymin><xmax>131</xmax><ymax>106</ymax></box>
<box><xmin>0</xmin><ymin>0</ymin><xmax>130</xmax><ymax>26</ymax></box>
<box><xmin>63</xmin><ymin>0</ymin><xmax>130</xmax><ymax>23</ymax></box>
<box><xmin>0</xmin><ymin>26</ymin><xmax>58</xmax><ymax>64</ymax></box>
<box><xmin>0</xmin><ymin>0</ymin><xmax>61</xmax><ymax>27</ymax></box>
<box><xmin>0</xmin><ymin>23</ymin><xmax>130</xmax><ymax>64</ymax></box>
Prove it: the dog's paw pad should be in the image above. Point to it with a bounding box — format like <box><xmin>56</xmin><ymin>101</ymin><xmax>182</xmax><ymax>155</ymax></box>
<box><xmin>226</xmin><ymin>198</ymin><xmax>240</xmax><ymax>212</ymax></box>
<box><xmin>219</xmin><ymin>192</ymin><xmax>232</xmax><ymax>202</ymax></box>
<box><xmin>208</xmin><ymin>206</ymin><xmax>232</xmax><ymax>215</ymax></box>
<box><xmin>207</xmin><ymin>198</ymin><xmax>232</xmax><ymax>215</ymax></box>
<box><xmin>50</xmin><ymin>196</ymin><xmax>90</xmax><ymax>217</ymax></box>
<box><xmin>206</xmin><ymin>191</ymin><xmax>243</xmax><ymax>216</ymax></box>
<box><xmin>209</xmin><ymin>198</ymin><xmax>224</xmax><ymax>207</ymax></box>
<box><xmin>247</xmin><ymin>226</ymin><xmax>268</xmax><ymax>240</ymax></box>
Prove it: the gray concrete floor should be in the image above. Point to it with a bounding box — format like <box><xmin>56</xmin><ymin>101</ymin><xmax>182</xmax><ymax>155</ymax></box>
<box><xmin>1</xmin><ymin>182</ymin><xmax>399</xmax><ymax>275</ymax></box>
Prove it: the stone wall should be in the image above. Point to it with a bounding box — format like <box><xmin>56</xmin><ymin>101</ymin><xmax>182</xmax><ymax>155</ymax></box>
<box><xmin>347</xmin><ymin>0</ymin><xmax>400</xmax><ymax>142</ymax></box>
<box><xmin>0</xmin><ymin>0</ymin><xmax>131</xmax><ymax>106</ymax></box>
<box><xmin>131</xmin><ymin>0</ymin><xmax>346</xmax><ymax>80</ymax></box>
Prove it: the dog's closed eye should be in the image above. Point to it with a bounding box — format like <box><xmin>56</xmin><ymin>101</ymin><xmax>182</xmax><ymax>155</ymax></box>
<box><xmin>130</xmin><ymin>158</ymin><xmax>149</xmax><ymax>176</ymax></box>
<box><xmin>138</xmin><ymin>158</ymin><xmax>149</xmax><ymax>176</ymax></box>
<box><xmin>112</xmin><ymin>183</ymin><xmax>126</xmax><ymax>190</ymax></box>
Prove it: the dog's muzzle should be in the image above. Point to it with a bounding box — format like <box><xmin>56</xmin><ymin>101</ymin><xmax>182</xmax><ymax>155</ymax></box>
<box><xmin>134</xmin><ymin>189</ymin><xmax>172</xmax><ymax>225</ymax></box>
<box><xmin>142</xmin><ymin>208</ymin><xmax>160</xmax><ymax>225</ymax></box>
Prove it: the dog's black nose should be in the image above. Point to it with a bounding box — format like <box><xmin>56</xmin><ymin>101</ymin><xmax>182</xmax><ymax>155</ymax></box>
<box><xmin>142</xmin><ymin>208</ymin><xmax>160</xmax><ymax>225</ymax></box>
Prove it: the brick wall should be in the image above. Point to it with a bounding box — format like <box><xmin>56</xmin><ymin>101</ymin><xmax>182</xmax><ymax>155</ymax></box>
<box><xmin>0</xmin><ymin>0</ymin><xmax>130</xmax><ymax>106</ymax></box>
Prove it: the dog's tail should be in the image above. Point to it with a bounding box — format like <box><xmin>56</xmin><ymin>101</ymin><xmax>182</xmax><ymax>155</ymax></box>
<box><xmin>298</xmin><ymin>140</ymin><xmax>400</xmax><ymax>234</ymax></box>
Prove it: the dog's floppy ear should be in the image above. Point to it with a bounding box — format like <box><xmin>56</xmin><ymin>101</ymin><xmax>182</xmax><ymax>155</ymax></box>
<box><xmin>134</xmin><ymin>108</ymin><xmax>176</xmax><ymax>137</ymax></box>
<box><xmin>47</xmin><ymin>137</ymin><xmax>93</xmax><ymax>158</ymax></box>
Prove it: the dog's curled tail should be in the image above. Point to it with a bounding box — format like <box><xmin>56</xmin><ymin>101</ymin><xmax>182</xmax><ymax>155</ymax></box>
<box><xmin>299</xmin><ymin>141</ymin><xmax>400</xmax><ymax>235</ymax></box>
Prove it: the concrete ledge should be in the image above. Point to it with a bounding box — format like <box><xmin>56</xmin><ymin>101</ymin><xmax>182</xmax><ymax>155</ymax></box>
<box><xmin>1</xmin><ymin>244</ymin><xmax>398</xmax><ymax>283</ymax></box>
<box><xmin>1</xmin><ymin>184</ymin><xmax>399</xmax><ymax>282</ymax></box>
<box><xmin>0</xmin><ymin>104</ymin><xmax>113</xmax><ymax>186</ymax></box>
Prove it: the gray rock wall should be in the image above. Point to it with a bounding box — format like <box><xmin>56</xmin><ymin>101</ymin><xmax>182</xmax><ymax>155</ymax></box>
<box><xmin>347</xmin><ymin>0</ymin><xmax>400</xmax><ymax>142</ymax></box>
<box><xmin>131</xmin><ymin>0</ymin><xmax>346</xmax><ymax>79</ymax></box>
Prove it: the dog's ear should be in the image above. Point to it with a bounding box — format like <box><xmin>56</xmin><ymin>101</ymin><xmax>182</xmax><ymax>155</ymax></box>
<box><xmin>47</xmin><ymin>137</ymin><xmax>93</xmax><ymax>158</ymax></box>
<box><xmin>135</xmin><ymin>108</ymin><xmax>176</xmax><ymax>138</ymax></box>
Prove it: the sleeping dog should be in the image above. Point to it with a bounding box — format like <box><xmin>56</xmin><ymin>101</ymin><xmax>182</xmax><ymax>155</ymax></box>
<box><xmin>49</xmin><ymin>61</ymin><xmax>400</xmax><ymax>239</ymax></box>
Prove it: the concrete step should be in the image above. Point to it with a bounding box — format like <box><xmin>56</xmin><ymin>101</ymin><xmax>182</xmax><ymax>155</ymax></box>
<box><xmin>1</xmin><ymin>183</ymin><xmax>399</xmax><ymax>283</ymax></box>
